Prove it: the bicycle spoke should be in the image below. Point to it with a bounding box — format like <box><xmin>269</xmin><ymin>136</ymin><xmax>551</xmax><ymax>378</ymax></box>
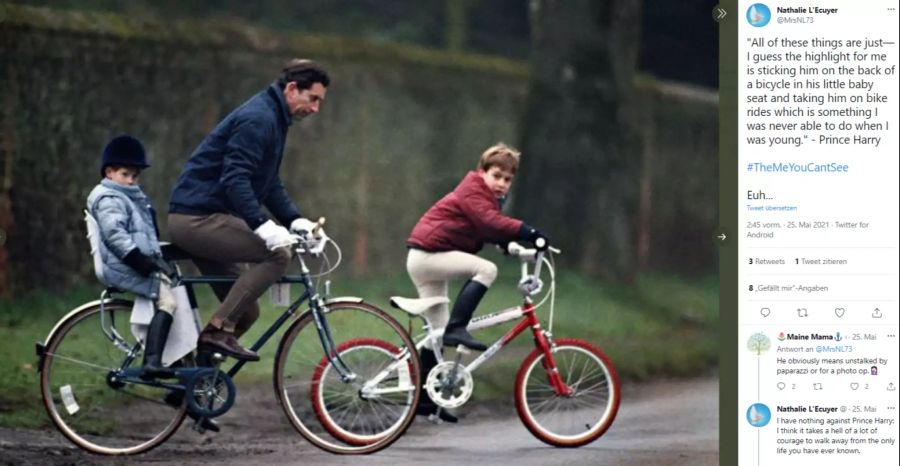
<box><xmin>516</xmin><ymin>341</ymin><xmax>620</xmax><ymax>446</ymax></box>
<box><xmin>44</xmin><ymin>352</ymin><xmax>118</xmax><ymax>372</ymax></box>
<box><xmin>282</xmin><ymin>380</ymin><xmax>314</xmax><ymax>391</ymax></box>
<box><xmin>274</xmin><ymin>302</ymin><xmax>420</xmax><ymax>453</ymax></box>
<box><xmin>528</xmin><ymin>393</ymin><xmax>560</xmax><ymax>412</ymax></box>
<box><xmin>41</xmin><ymin>303</ymin><xmax>186</xmax><ymax>454</ymax></box>
<box><xmin>572</xmin><ymin>378</ymin><xmax>610</xmax><ymax>395</ymax></box>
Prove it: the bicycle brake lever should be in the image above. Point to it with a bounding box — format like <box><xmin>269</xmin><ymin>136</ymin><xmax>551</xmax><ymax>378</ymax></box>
<box><xmin>518</xmin><ymin>275</ymin><xmax>543</xmax><ymax>295</ymax></box>
<box><xmin>309</xmin><ymin>234</ymin><xmax>329</xmax><ymax>256</ymax></box>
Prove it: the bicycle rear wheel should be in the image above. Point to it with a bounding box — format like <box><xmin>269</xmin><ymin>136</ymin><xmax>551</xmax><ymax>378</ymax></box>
<box><xmin>273</xmin><ymin>300</ymin><xmax>420</xmax><ymax>454</ymax></box>
<box><xmin>514</xmin><ymin>338</ymin><xmax>620</xmax><ymax>447</ymax></box>
<box><xmin>39</xmin><ymin>301</ymin><xmax>187</xmax><ymax>455</ymax></box>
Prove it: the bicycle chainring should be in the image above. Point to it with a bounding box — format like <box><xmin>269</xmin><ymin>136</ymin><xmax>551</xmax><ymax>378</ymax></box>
<box><xmin>184</xmin><ymin>368</ymin><xmax>236</xmax><ymax>418</ymax></box>
<box><xmin>425</xmin><ymin>361</ymin><xmax>474</xmax><ymax>409</ymax></box>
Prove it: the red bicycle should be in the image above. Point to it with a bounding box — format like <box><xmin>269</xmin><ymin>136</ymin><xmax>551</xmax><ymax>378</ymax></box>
<box><xmin>310</xmin><ymin>242</ymin><xmax>621</xmax><ymax>447</ymax></box>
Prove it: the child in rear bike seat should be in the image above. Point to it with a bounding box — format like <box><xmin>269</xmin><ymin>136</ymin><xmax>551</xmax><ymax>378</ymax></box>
<box><xmin>86</xmin><ymin>135</ymin><xmax>177</xmax><ymax>380</ymax></box>
<box><xmin>406</xmin><ymin>142</ymin><xmax>549</xmax><ymax>419</ymax></box>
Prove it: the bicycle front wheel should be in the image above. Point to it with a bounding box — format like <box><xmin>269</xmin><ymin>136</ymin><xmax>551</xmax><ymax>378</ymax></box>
<box><xmin>273</xmin><ymin>300</ymin><xmax>420</xmax><ymax>454</ymax></box>
<box><xmin>39</xmin><ymin>301</ymin><xmax>187</xmax><ymax>455</ymax></box>
<box><xmin>515</xmin><ymin>338</ymin><xmax>621</xmax><ymax>447</ymax></box>
<box><xmin>311</xmin><ymin>337</ymin><xmax>415</xmax><ymax>446</ymax></box>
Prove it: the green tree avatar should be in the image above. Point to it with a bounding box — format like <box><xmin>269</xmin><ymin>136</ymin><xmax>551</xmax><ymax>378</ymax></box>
<box><xmin>747</xmin><ymin>332</ymin><xmax>771</xmax><ymax>355</ymax></box>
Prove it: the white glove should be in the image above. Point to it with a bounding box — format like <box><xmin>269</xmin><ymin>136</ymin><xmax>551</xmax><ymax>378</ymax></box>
<box><xmin>254</xmin><ymin>220</ymin><xmax>294</xmax><ymax>251</ymax></box>
<box><xmin>290</xmin><ymin>217</ymin><xmax>319</xmax><ymax>237</ymax></box>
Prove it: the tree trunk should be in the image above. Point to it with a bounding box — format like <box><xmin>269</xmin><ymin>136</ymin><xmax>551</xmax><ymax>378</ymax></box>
<box><xmin>445</xmin><ymin>0</ymin><xmax>471</xmax><ymax>52</ymax></box>
<box><xmin>516</xmin><ymin>0</ymin><xmax>643</xmax><ymax>283</ymax></box>
<box><xmin>1</xmin><ymin>58</ymin><xmax>18</xmax><ymax>297</ymax></box>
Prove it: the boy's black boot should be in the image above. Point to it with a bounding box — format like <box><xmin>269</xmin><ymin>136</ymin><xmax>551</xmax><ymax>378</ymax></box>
<box><xmin>442</xmin><ymin>280</ymin><xmax>489</xmax><ymax>351</ymax></box>
<box><xmin>140</xmin><ymin>311</ymin><xmax>176</xmax><ymax>380</ymax></box>
<box><xmin>414</xmin><ymin>348</ymin><xmax>458</xmax><ymax>423</ymax></box>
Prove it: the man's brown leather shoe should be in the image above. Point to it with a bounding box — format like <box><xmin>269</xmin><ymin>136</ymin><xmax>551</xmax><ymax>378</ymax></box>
<box><xmin>198</xmin><ymin>326</ymin><xmax>260</xmax><ymax>361</ymax></box>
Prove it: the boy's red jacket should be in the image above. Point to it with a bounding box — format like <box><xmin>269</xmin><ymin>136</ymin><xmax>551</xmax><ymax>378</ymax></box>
<box><xmin>407</xmin><ymin>171</ymin><xmax>523</xmax><ymax>253</ymax></box>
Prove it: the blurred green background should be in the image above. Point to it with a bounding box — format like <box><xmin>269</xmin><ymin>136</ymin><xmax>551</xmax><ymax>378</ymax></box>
<box><xmin>0</xmin><ymin>0</ymin><xmax>719</xmax><ymax>427</ymax></box>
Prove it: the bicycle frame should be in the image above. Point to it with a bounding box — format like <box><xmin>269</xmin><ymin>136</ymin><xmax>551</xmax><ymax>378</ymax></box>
<box><xmin>178</xmin><ymin>255</ymin><xmax>356</xmax><ymax>381</ymax></box>
<box><xmin>179</xmin><ymin>275</ymin><xmax>312</xmax><ymax>378</ymax></box>
<box><xmin>374</xmin><ymin>248</ymin><xmax>573</xmax><ymax>399</ymax></box>
<box><xmin>77</xmin><ymin>246</ymin><xmax>358</xmax><ymax>386</ymax></box>
<box><xmin>447</xmin><ymin>250</ymin><xmax>568</xmax><ymax>392</ymax></box>
<box><xmin>419</xmin><ymin>300</ymin><xmax>573</xmax><ymax>397</ymax></box>
<box><xmin>98</xmin><ymin>289</ymin><xmax>137</xmax><ymax>355</ymax></box>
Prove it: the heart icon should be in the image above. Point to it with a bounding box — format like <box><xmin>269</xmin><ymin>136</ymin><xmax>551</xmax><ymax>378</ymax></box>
<box><xmin>777</xmin><ymin>382</ymin><xmax>786</xmax><ymax>390</ymax></box>
<box><xmin>760</xmin><ymin>307</ymin><xmax>771</xmax><ymax>317</ymax></box>
<box><xmin>835</xmin><ymin>307</ymin><xmax>846</xmax><ymax>317</ymax></box>
<box><xmin>851</xmin><ymin>383</ymin><xmax>859</xmax><ymax>390</ymax></box>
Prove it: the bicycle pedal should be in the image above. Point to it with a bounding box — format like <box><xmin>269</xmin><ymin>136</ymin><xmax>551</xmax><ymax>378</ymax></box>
<box><xmin>455</xmin><ymin>345</ymin><xmax>472</xmax><ymax>356</ymax></box>
<box><xmin>427</xmin><ymin>413</ymin><xmax>444</xmax><ymax>425</ymax></box>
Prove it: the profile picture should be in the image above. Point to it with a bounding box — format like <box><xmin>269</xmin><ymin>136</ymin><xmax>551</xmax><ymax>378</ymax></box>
<box><xmin>747</xmin><ymin>3</ymin><xmax>772</xmax><ymax>27</ymax></box>
<box><xmin>747</xmin><ymin>403</ymin><xmax>771</xmax><ymax>427</ymax></box>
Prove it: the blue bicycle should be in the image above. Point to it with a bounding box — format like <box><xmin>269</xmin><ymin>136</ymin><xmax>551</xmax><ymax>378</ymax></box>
<box><xmin>37</xmin><ymin>219</ymin><xmax>421</xmax><ymax>456</ymax></box>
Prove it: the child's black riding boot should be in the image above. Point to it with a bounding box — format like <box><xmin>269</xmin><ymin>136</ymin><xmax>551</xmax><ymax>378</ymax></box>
<box><xmin>140</xmin><ymin>311</ymin><xmax>176</xmax><ymax>380</ymax></box>
<box><xmin>414</xmin><ymin>348</ymin><xmax>458</xmax><ymax>423</ymax></box>
<box><xmin>442</xmin><ymin>280</ymin><xmax>489</xmax><ymax>351</ymax></box>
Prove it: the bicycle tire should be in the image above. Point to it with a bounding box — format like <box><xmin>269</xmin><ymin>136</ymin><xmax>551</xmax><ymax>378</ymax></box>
<box><xmin>39</xmin><ymin>300</ymin><xmax>187</xmax><ymax>455</ymax></box>
<box><xmin>514</xmin><ymin>338</ymin><xmax>621</xmax><ymax>447</ymax></box>
<box><xmin>273</xmin><ymin>300</ymin><xmax>420</xmax><ymax>454</ymax></box>
<box><xmin>310</xmin><ymin>337</ymin><xmax>416</xmax><ymax>446</ymax></box>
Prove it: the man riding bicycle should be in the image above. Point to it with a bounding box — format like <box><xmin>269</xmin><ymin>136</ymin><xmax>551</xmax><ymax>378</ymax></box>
<box><xmin>168</xmin><ymin>59</ymin><xmax>330</xmax><ymax>362</ymax></box>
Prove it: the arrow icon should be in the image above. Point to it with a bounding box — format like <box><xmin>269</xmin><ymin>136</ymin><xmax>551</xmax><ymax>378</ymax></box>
<box><xmin>716</xmin><ymin>8</ymin><xmax>727</xmax><ymax>20</ymax></box>
<box><xmin>717</xmin><ymin>233</ymin><xmax>727</xmax><ymax>241</ymax></box>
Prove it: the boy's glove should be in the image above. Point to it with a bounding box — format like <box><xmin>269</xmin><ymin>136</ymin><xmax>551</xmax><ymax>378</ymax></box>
<box><xmin>123</xmin><ymin>249</ymin><xmax>160</xmax><ymax>277</ymax></box>
<box><xmin>254</xmin><ymin>220</ymin><xmax>294</xmax><ymax>251</ymax></box>
<box><xmin>519</xmin><ymin>223</ymin><xmax>550</xmax><ymax>251</ymax></box>
<box><xmin>495</xmin><ymin>241</ymin><xmax>511</xmax><ymax>255</ymax></box>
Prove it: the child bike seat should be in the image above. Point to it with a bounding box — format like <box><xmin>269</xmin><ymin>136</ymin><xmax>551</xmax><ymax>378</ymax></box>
<box><xmin>389</xmin><ymin>296</ymin><xmax>449</xmax><ymax>316</ymax></box>
<box><xmin>84</xmin><ymin>209</ymin><xmax>108</xmax><ymax>285</ymax></box>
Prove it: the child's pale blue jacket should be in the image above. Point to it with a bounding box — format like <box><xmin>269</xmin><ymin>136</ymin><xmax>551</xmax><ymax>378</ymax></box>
<box><xmin>86</xmin><ymin>179</ymin><xmax>162</xmax><ymax>299</ymax></box>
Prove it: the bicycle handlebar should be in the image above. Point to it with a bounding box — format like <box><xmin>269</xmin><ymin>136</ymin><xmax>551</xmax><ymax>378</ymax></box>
<box><xmin>506</xmin><ymin>241</ymin><xmax>561</xmax><ymax>261</ymax></box>
<box><xmin>291</xmin><ymin>217</ymin><xmax>329</xmax><ymax>255</ymax></box>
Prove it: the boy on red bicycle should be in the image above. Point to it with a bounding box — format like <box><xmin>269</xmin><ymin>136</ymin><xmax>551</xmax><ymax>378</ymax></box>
<box><xmin>406</xmin><ymin>142</ymin><xmax>548</xmax><ymax>421</ymax></box>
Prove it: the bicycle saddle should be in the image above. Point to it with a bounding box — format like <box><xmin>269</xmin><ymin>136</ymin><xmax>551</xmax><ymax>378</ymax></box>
<box><xmin>389</xmin><ymin>296</ymin><xmax>449</xmax><ymax>316</ymax></box>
